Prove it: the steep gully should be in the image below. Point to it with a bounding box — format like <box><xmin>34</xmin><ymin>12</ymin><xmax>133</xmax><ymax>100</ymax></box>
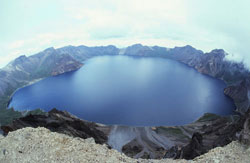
<box><xmin>1</xmin><ymin>44</ymin><xmax>250</xmax><ymax>159</ymax></box>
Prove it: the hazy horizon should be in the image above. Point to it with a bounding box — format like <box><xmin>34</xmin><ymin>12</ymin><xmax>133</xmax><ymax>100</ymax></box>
<box><xmin>1</xmin><ymin>0</ymin><xmax>250</xmax><ymax>68</ymax></box>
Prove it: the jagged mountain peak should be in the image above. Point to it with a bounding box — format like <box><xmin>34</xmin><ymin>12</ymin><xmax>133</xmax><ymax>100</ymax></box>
<box><xmin>42</xmin><ymin>47</ymin><xmax>56</xmax><ymax>54</ymax></box>
<box><xmin>173</xmin><ymin>45</ymin><xmax>203</xmax><ymax>53</ymax></box>
<box><xmin>10</xmin><ymin>55</ymin><xmax>29</xmax><ymax>66</ymax></box>
<box><xmin>128</xmin><ymin>43</ymin><xmax>144</xmax><ymax>47</ymax></box>
<box><xmin>210</xmin><ymin>49</ymin><xmax>225</xmax><ymax>55</ymax></box>
<box><xmin>205</xmin><ymin>49</ymin><xmax>226</xmax><ymax>60</ymax></box>
<box><xmin>13</xmin><ymin>55</ymin><xmax>27</xmax><ymax>62</ymax></box>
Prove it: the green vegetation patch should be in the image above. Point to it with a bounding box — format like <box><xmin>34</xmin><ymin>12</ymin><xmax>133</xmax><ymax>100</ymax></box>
<box><xmin>196</xmin><ymin>113</ymin><xmax>221</xmax><ymax>122</ymax></box>
<box><xmin>0</xmin><ymin>108</ymin><xmax>46</xmax><ymax>126</ymax></box>
<box><xmin>155</xmin><ymin>127</ymin><xmax>189</xmax><ymax>140</ymax></box>
<box><xmin>0</xmin><ymin>108</ymin><xmax>22</xmax><ymax>126</ymax></box>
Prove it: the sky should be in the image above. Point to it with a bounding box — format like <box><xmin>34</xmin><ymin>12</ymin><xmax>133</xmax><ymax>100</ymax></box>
<box><xmin>0</xmin><ymin>0</ymin><xmax>250</xmax><ymax>68</ymax></box>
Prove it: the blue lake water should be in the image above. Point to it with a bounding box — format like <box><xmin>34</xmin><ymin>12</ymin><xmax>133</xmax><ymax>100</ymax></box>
<box><xmin>9</xmin><ymin>55</ymin><xmax>235</xmax><ymax>126</ymax></box>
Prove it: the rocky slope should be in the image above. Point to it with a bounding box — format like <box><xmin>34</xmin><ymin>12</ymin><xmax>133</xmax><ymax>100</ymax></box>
<box><xmin>2</xmin><ymin>109</ymin><xmax>249</xmax><ymax>160</ymax></box>
<box><xmin>0</xmin><ymin>45</ymin><xmax>120</xmax><ymax>125</ymax></box>
<box><xmin>1</xmin><ymin>109</ymin><xmax>173</xmax><ymax>159</ymax></box>
<box><xmin>0</xmin><ymin>47</ymin><xmax>83</xmax><ymax>110</ymax></box>
<box><xmin>1</xmin><ymin>109</ymin><xmax>109</xmax><ymax>144</ymax></box>
<box><xmin>1</xmin><ymin>127</ymin><xmax>250</xmax><ymax>163</ymax></box>
<box><xmin>224</xmin><ymin>79</ymin><xmax>250</xmax><ymax>112</ymax></box>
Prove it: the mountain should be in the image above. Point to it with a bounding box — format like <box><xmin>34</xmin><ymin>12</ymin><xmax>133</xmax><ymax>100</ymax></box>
<box><xmin>57</xmin><ymin>45</ymin><xmax>119</xmax><ymax>62</ymax></box>
<box><xmin>0</xmin><ymin>47</ymin><xmax>83</xmax><ymax>111</ymax></box>
<box><xmin>170</xmin><ymin>48</ymin><xmax>250</xmax><ymax>112</ymax></box>
<box><xmin>0</xmin><ymin>44</ymin><xmax>250</xmax><ymax>125</ymax></box>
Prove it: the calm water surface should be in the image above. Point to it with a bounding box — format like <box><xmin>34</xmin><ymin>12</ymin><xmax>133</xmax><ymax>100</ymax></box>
<box><xmin>9</xmin><ymin>56</ymin><xmax>235</xmax><ymax>126</ymax></box>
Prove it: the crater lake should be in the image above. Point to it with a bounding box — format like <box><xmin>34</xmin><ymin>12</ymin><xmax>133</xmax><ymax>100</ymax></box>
<box><xmin>9</xmin><ymin>55</ymin><xmax>235</xmax><ymax>126</ymax></box>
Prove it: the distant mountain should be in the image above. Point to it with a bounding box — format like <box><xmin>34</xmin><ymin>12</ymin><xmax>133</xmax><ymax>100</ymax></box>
<box><xmin>0</xmin><ymin>44</ymin><xmax>249</xmax><ymax>125</ymax></box>
<box><xmin>57</xmin><ymin>45</ymin><xmax>119</xmax><ymax>62</ymax></box>
<box><xmin>0</xmin><ymin>47</ymin><xmax>83</xmax><ymax>110</ymax></box>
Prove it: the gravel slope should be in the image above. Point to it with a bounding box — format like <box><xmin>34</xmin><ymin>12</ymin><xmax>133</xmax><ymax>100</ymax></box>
<box><xmin>0</xmin><ymin>127</ymin><xmax>249</xmax><ymax>163</ymax></box>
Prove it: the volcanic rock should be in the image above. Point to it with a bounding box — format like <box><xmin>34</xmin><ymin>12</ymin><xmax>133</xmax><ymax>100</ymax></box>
<box><xmin>1</xmin><ymin>109</ymin><xmax>109</xmax><ymax>144</ymax></box>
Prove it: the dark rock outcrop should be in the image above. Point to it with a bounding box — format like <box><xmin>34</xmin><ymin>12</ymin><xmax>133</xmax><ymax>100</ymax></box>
<box><xmin>1</xmin><ymin>109</ymin><xmax>109</xmax><ymax>144</ymax></box>
<box><xmin>224</xmin><ymin>79</ymin><xmax>250</xmax><ymax>112</ymax></box>
<box><xmin>1</xmin><ymin>108</ymin><xmax>250</xmax><ymax>160</ymax></box>
<box><xmin>239</xmin><ymin>110</ymin><xmax>250</xmax><ymax>145</ymax></box>
<box><xmin>164</xmin><ymin>111</ymin><xmax>250</xmax><ymax>160</ymax></box>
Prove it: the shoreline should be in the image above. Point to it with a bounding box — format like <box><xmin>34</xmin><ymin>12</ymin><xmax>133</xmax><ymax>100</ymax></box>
<box><xmin>2</xmin><ymin>55</ymin><xmax>243</xmax><ymax>129</ymax></box>
<box><xmin>7</xmin><ymin>78</ymin><xmax>45</xmax><ymax>108</ymax></box>
<box><xmin>6</xmin><ymin>55</ymin><xmax>239</xmax><ymax>123</ymax></box>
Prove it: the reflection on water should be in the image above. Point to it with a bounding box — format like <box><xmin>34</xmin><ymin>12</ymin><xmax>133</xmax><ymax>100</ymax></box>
<box><xmin>9</xmin><ymin>55</ymin><xmax>235</xmax><ymax>126</ymax></box>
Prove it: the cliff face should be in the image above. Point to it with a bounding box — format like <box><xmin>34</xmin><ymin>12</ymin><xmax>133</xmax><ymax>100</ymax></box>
<box><xmin>164</xmin><ymin>110</ymin><xmax>250</xmax><ymax>160</ymax></box>
<box><xmin>224</xmin><ymin>79</ymin><xmax>250</xmax><ymax>112</ymax></box>
<box><xmin>169</xmin><ymin>47</ymin><xmax>250</xmax><ymax>112</ymax></box>
<box><xmin>122</xmin><ymin>44</ymin><xmax>250</xmax><ymax>112</ymax></box>
<box><xmin>169</xmin><ymin>47</ymin><xmax>249</xmax><ymax>112</ymax></box>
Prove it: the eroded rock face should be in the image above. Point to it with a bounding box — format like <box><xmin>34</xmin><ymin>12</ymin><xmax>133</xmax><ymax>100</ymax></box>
<box><xmin>239</xmin><ymin>110</ymin><xmax>250</xmax><ymax>145</ymax></box>
<box><xmin>115</xmin><ymin>127</ymin><xmax>173</xmax><ymax>159</ymax></box>
<box><xmin>1</xmin><ymin>109</ymin><xmax>109</xmax><ymax>144</ymax></box>
<box><xmin>224</xmin><ymin>79</ymin><xmax>250</xmax><ymax>112</ymax></box>
<box><xmin>164</xmin><ymin>109</ymin><xmax>250</xmax><ymax>160</ymax></box>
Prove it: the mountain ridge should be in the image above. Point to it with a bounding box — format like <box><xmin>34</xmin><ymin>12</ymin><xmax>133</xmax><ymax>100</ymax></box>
<box><xmin>0</xmin><ymin>44</ymin><xmax>249</xmax><ymax>125</ymax></box>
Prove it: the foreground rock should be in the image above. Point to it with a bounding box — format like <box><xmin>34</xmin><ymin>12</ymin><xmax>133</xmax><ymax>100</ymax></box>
<box><xmin>1</xmin><ymin>109</ymin><xmax>109</xmax><ymax>144</ymax></box>
<box><xmin>0</xmin><ymin>127</ymin><xmax>187</xmax><ymax>163</ymax></box>
<box><xmin>108</xmin><ymin>126</ymin><xmax>173</xmax><ymax>159</ymax></box>
<box><xmin>194</xmin><ymin>141</ymin><xmax>250</xmax><ymax>163</ymax></box>
<box><xmin>2</xmin><ymin>109</ymin><xmax>175</xmax><ymax>159</ymax></box>
<box><xmin>2</xmin><ymin>109</ymin><xmax>249</xmax><ymax>160</ymax></box>
<box><xmin>1</xmin><ymin>127</ymin><xmax>250</xmax><ymax>163</ymax></box>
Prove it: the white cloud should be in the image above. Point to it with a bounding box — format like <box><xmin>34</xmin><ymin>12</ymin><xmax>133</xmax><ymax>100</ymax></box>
<box><xmin>7</xmin><ymin>40</ymin><xmax>25</xmax><ymax>49</ymax></box>
<box><xmin>1</xmin><ymin>0</ymin><xmax>250</xmax><ymax>68</ymax></box>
